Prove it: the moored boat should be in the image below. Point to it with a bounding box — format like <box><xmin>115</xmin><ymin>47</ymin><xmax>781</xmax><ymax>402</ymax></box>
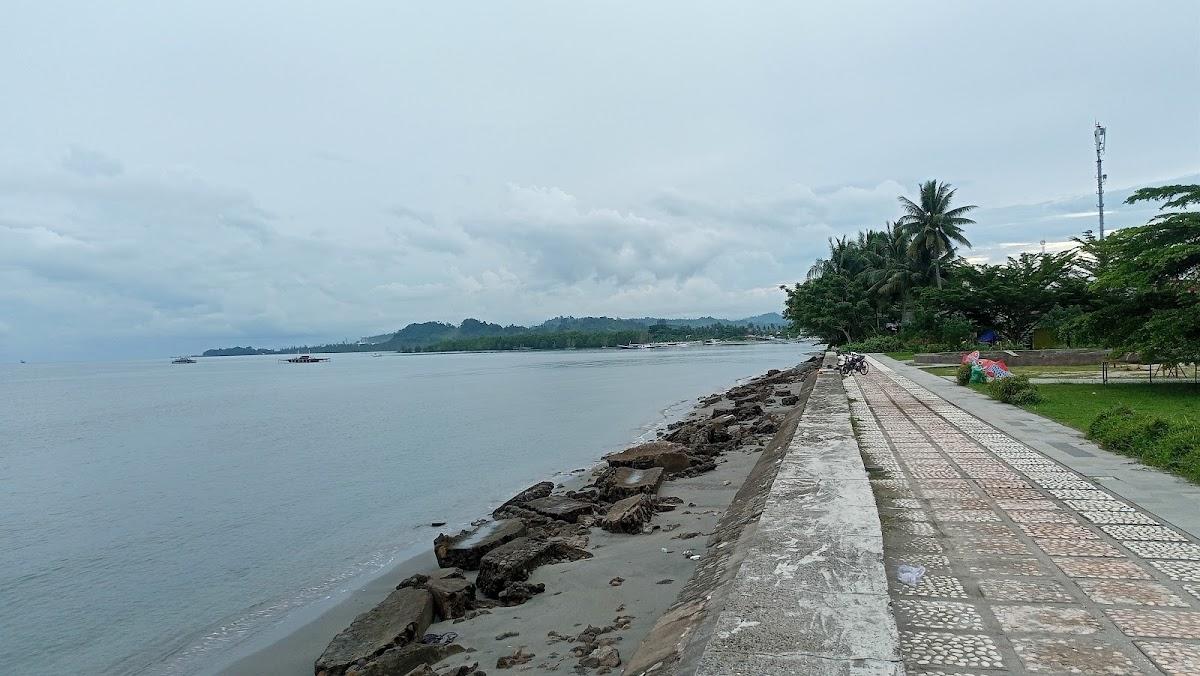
<box><xmin>281</xmin><ymin>355</ymin><xmax>330</xmax><ymax>363</ymax></box>
<box><xmin>171</xmin><ymin>357</ymin><xmax>197</xmax><ymax>364</ymax></box>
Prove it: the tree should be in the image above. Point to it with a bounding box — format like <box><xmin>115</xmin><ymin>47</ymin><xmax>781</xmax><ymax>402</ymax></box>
<box><xmin>1084</xmin><ymin>184</ymin><xmax>1200</xmax><ymax>363</ymax></box>
<box><xmin>897</xmin><ymin>180</ymin><xmax>976</xmax><ymax>289</ymax></box>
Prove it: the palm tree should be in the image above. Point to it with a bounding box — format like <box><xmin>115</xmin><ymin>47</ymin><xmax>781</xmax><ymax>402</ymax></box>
<box><xmin>897</xmin><ymin>180</ymin><xmax>976</xmax><ymax>288</ymax></box>
<box><xmin>867</xmin><ymin>221</ymin><xmax>923</xmax><ymax>322</ymax></box>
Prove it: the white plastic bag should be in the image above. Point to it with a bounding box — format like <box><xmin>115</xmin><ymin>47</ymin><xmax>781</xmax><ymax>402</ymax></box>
<box><xmin>896</xmin><ymin>564</ymin><xmax>926</xmax><ymax>586</ymax></box>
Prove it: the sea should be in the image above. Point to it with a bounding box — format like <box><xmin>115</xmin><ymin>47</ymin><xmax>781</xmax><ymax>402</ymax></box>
<box><xmin>0</xmin><ymin>342</ymin><xmax>817</xmax><ymax>675</ymax></box>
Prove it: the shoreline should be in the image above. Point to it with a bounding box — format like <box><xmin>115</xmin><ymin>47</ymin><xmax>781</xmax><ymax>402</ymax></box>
<box><xmin>219</xmin><ymin>355</ymin><xmax>819</xmax><ymax>675</ymax></box>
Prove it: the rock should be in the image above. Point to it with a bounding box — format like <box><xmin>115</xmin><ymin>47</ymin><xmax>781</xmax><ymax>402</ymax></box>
<box><xmin>781</xmin><ymin>394</ymin><xmax>799</xmax><ymax>406</ymax></box>
<box><xmin>430</xmin><ymin>522</ymin><xmax>446</xmax><ymax>527</ymax></box>
<box><xmin>609</xmin><ymin>576</ymin><xmax>624</xmax><ymax>586</ymax></box>
<box><xmin>399</xmin><ymin>666</ymin><xmax>434</xmax><ymax>676</ymax></box>
<box><xmin>476</xmin><ymin>537</ymin><xmax>591</xmax><ymax>597</ymax></box>
<box><xmin>316</xmin><ymin>588</ymin><xmax>435</xmax><ymax>675</ymax></box>
<box><xmin>353</xmin><ymin>643</ymin><xmax>464</xmax><ymax>676</ymax></box>
<box><xmin>492</xmin><ymin>481</ymin><xmax>554</xmax><ymax>517</ymax></box>
<box><xmin>578</xmin><ymin>646</ymin><xmax>621</xmax><ymax>669</ymax></box>
<box><xmin>426</xmin><ymin>575</ymin><xmax>475</xmax><ymax>620</ymax></box>
<box><xmin>604</xmin><ymin>441</ymin><xmax>690</xmax><ymax>474</ymax></box>
<box><xmin>497</xmin><ymin>581</ymin><xmax>545</xmax><ymax>605</ymax></box>
<box><xmin>595</xmin><ymin>466</ymin><xmax>664</xmax><ymax>502</ymax></box>
<box><xmin>434</xmin><ymin>662</ymin><xmax>483</xmax><ymax>676</ymax></box>
<box><xmin>521</xmin><ymin>495</ymin><xmax>595</xmax><ymax>523</ymax></box>
<box><xmin>496</xmin><ymin>646</ymin><xmax>535</xmax><ymax>669</ymax></box>
<box><xmin>434</xmin><ymin>519</ymin><xmax>527</xmax><ymax>570</ymax></box>
<box><xmin>599</xmin><ymin>494</ymin><xmax>655</xmax><ymax>534</ymax></box>
<box><xmin>495</xmin><ymin>631</ymin><xmax>519</xmax><ymax>640</ymax></box>
<box><xmin>656</xmin><ymin>578</ymin><xmax>674</xmax><ymax>584</ymax></box>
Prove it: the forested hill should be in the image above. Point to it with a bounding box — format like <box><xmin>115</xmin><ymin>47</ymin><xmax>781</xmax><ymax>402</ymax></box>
<box><xmin>201</xmin><ymin>313</ymin><xmax>790</xmax><ymax>356</ymax></box>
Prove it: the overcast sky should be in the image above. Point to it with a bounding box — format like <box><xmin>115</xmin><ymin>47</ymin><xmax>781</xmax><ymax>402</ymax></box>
<box><xmin>2</xmin><ymin>1</ymin><xmax>1198</xmax><ymax>360</ymax></box>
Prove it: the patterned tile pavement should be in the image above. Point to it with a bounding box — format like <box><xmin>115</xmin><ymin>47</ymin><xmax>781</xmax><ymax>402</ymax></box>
<box><xmin>848</xmin><ymin>359</ymin><xmax>1200</xmax><ymax>674</ymax></box>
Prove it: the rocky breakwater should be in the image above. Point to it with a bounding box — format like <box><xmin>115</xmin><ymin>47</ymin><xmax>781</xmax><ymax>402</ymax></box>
<box><xmin>313</xmin><ymin>360</ymin><xmax>817</xmax><ymax>675</ymax></box>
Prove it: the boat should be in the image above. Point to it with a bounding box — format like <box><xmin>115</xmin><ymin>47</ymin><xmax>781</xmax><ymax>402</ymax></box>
<box><xmin>171</xmin><ymin>357</ymin><xmax>197</xmax><ymax>364</ymax></box>
<box><xmin>281</xmin><ymin>355</ymin><xmax>330</xmax><ymax>363</ymax></box>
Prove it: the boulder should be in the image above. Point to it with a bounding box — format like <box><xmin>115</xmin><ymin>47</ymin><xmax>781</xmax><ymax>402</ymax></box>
<box><xmin>316</xmin><ymin>588</ymin><xmax>435</xmax><ymax>675</ymax></box>
<box><xmin>476</xmin><ymin>537</ymin><xmax>592</xmax><ymax>597</ymax></box>
<box><xmin>491</xmin><ymin>481</ymin><xmax>553</xmax><ymax>517</ymax></box>
<box><xmin>781</xmin><ymin>395</ymin><xmax>800</xmax><ymax>406</ymax></box>
<box><xmin>578</xmin><ymin>645</ymin><xmax>621</xmax><ymax>669</ymax></box>
<box><xmin>348</xmin><ymin>643</ymin><xmax>464</xmax><ymax>676</ymax></box>
<box><xmin>497</xmin><ymin>581</ymin><xmax>545</xmax><ymax>605</ymax></box>
<box><xmin>521</xmin><ymin>495</ymin><xmax>595</xmax><ymax>523</ymax></box>
<box><xmin>596</xmin><ymin>466</ymin><xmax>664</xmax><ymax>501</ymax></box>
<box><xmin>434</xmin><ymin>519</ymin><xmax>527</xmax><ymax>570</ymax></box>
<box><xmin>426</xmin><ymin>575</ymin><xmax>475</xmax><ymax>620</ymax></box>
<box><xmin>599</xmin><ymin>494</ymin><xmax>655</xmax><ymax>533</ymax></box>
<box><xmin>604</xmin><ymin>441</ymin><xmax>690</xmax><ymax>474</ymax></box>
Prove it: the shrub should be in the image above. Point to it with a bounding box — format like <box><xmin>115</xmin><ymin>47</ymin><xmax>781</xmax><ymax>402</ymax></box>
<box><xmin>1087</xmin><ymin>405</ymin><xmax>1170</xmax><ymax>458</ymax></box>
<box><xmin>955</xmin><ymin>364</ymin><xmax>972</xmax><ymax>386</ymax></box>
<box><xmin>841</xmin><ymin>335</ymin><xmax>907</xmax><ymax>353</ymax></box>
<box><xmin>987</xmin><ymin>375</ymin><xmax>1043</xmax><ymax>405</ymax></box>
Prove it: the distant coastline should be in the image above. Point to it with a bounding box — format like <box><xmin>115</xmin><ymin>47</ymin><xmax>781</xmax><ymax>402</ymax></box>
<box><xmin>202</xmin><ymin>313</ymin><xmax>796</xmax><ymax>357</ymax></box>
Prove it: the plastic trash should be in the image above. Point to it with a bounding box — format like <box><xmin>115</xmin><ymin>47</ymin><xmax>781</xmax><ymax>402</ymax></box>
<box><xmin>896</xmin><ymin>564</ymin><xmax>926</xmax><ymax>586</ymax></box>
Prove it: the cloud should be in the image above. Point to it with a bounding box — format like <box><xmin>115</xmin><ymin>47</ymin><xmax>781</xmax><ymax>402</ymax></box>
<box><xmin>60</xmin><ymin>146</ymin><xmax>123</xmax><ymax>178</ymax></box>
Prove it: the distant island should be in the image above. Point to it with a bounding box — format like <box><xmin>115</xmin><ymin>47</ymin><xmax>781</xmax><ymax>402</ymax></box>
<box><xmin>202</xmin><ymin>313</ymin><xmax>795</xmax><ymax>356</ymax></box>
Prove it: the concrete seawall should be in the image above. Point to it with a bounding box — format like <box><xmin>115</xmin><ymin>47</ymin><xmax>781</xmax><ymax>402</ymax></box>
<box><xmin>628</xmin><ymin>353</ymin><xmax>902</xmax><ymax>675</ymax></box>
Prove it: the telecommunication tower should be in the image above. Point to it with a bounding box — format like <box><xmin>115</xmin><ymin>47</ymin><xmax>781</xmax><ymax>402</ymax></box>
<box><xmin>1095</xmin><ymin>123</ymin><xmax>1107</xmax><ymax>239</ymax></box>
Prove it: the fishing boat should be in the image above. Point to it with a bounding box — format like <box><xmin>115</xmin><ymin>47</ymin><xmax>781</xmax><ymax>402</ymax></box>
<box><xmin>281</xmin><ymin>355</ymin><xmax>330</xmax><ymax>363</ymax></box>
<box><xmin>171</xmin><ymin>357</ymin><xmax>197</xmax><ymax>364</ymax></box>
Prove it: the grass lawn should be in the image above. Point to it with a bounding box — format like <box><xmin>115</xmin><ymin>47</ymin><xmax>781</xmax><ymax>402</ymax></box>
<box><xmin>1022</xmin><ymin>383</ymin><xmax>1200</xmax><ymax>431</ymax></box>
<box><xmin>923</xmin><ymin>364</ymin><xmax>1105</xmax><ymax>378</ymax></box>
<box><xmin>885</xmin><ymin>351</ymin><xmax>915</xmax><ymax>361</ymax></box>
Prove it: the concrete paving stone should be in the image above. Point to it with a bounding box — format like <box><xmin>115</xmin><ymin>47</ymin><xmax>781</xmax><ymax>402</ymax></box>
<box><xmin>975</xmin><ymin>479</ymin><xmax>1031</xmax><ymax>489</ymax></box>
<box><xmin>899</xmin><ymin>631</ymin><xmax>1005</xmax><ymax>670</ymax></box>
<box><xmin>931</xmin><ymin>509</ymin><xmax>1002</xmax><ymax>523</ymax></box>
<box><xmin>878</xmin><ymin>508</ymin><xmax>931</xmax><ymax>523</ymax></box>
<box><xmin>1105</xmin><ymin>608</ymin><xmax>1200</xmax><ymax>639</ymax></box>
<box><xmin>882</xmin><ymin>498</ymin><xmax>925</xmax><ymax>509</ymax></box>
<box><xmin>1065</xmin><ymin>499</ymin><xmax>1135</xmax><ymax>512</ymax></box>
<box><xmin>1011</xmin><ymin>636</ymin><xmax>1142</xmax><ymax>674</ymax></box>
<box><xmin>1076</xmin><ymin>579</ymin><xmax>1191</xmax><ymax>607</ymax></box>
<box><xmin>894</xmin><ymin>575</ymin><xmax>968</xmax><ymax>599</ymax></box>
<box><xmin>926</xmin><ymin>498</ymin><xmax>993</xmax><ymax>510</ymax></box>
<box><xmin>1034</xmin><ymin>537</ymin><xmax>1123</xmax><ymax>558</ymax></box>
<box><xmin>940</xmin><ymin>523</ymin><xmax>1014</xmax><ymax>538</ymax></box>
<box><xmin>885</xmin><ymin>553</ymin><xmax>951</xmax><ymax>571</ymax></box>
<box><xmin>965</xmin><ymin>558</ymin><xmax>1047</xmax><ymax>577</ymax></box>
<box><xmin>1186</xmin><ymin>583</ymin><xmax>1200</xmax><ymax>601</ymax></box>
<box><xmin>764</xmin><ymin>475</ymin><xmax>878</xmax><ymax>509</ymax></box>
<box><xmin>892</xmin><ymin>536</ymin><xmax>946</xmax><ymax>554</ymax></box>
<box><xmin>982</xmin><ymin>488</ymin><xmax>1043</xmax><ymax>500</ymax></box>
<box><xmin>1019</xmin><ymin>523</ymin><xmax>1100</xmax><ymax>539</ymax></box>
<box><xmin>1006</xmin><ymin>510</ymin><xmax>1078</xmax><ymax>524</ymax></box>
<box><xmin>1046</xmin><ymin>488</ymin><xmax>1117</xmax><ymax>501</ymax></box>
<box><xmin>732</xmin><ymin>533</ymin><xmax>888</xmax><ymax>596</ymax></box>
<box><xmin>918</xmin><ymin>488</ymin><xmax>983</xmax><ymax>500</ymax></box>
<box><xmin>991</xmin><ymin>605</ymin><xmax>1102</xmax><ymax>635</ymax></box>
<box><xmin>1052</xmin><ymin>557</ymin><xmax>1155</xmax><ymax>580</ymax></box>
<box><xmin>996</xmin><ymin>499</ymin><xmax>1061</xmax><ymax>511</ymax></box>
<box><xmin>978</xmin><ymin>578</ymin><xmax>1075</xmax><ymax>603</ymax></box>
<box><xmin>1149</xmin><ymin>560</ymin><xmax>1200</xmax><ymax>582</ymax></box>
<box><xmin>948</xmin><ymin>535</ymin><xmax>1033</xmax><ymax>556</ymax></box>
<box><xmin>894</xmin><ymin>522</ymin><xmax>939</xmax><ymax>536</ymax></box>
<box><xmin>1121</xmin><ymin>541</ymin><xmax>1200</xmax><ymax>561</ymax></box>
<box><xmin>1100</xmin><ymin>524</ymin><xmax>1189</xmax><ymax>541</ymax></box>
<box><xmin>894</xmin><ymin>599</ymin><xmax>985</xmax><ymax>630</ymax></box>
<box><xmin>1135</xmin><ymin>640</ymin><xmax>1200</xmax><ymax>675</ymax></box>
<box><xmin>1079</xmin><ymin>510</ymin><xmax>1161</xmax><ymax>525</ymax></box>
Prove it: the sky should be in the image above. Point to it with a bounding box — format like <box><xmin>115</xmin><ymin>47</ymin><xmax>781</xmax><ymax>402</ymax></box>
<box><xmin>2</xmin><ymin>1</ymin><xmax>1198</xmax><ymax>360</ymax></box>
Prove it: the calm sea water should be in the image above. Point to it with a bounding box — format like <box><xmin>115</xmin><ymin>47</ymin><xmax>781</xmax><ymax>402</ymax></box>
<box><xmin>0</xmin><ymin>343</ymin><xmax>816</xmax><ymax>674</ymax></box>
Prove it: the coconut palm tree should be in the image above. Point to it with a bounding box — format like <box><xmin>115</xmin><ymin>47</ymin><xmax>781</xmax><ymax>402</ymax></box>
<box><xmin>897</xmin><ymin>180</ymin><xmax>976</xmax><ymax>288</ymax></box>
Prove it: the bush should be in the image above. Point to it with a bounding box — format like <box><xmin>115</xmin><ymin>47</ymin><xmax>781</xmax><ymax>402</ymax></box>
<box><xmin>841</xmin><ymin>335</ymin><xmax>907</xmax><ymax>353</ymax></box>
<box><xmin>987</xmin><ymin>375</ymin><xmax>1043</xmax><ymax>405</ymax></box>
<box><xmin>1087</xmin><ymin>406</ymin><xmax>1199</xmax><ymax>481</ymax></box>
<box><xmin>955</xmin><ymin>364</ymin><xmax>972</xmax><ymax>386</ymax></box>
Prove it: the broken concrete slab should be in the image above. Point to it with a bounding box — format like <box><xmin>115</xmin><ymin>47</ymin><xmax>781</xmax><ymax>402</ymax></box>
<box><xmin>316</xmin><ymin>587</ymin><xmax>435</xmax><ymax>675</ymax></box>
<box><xmin>605</xmin><ymin>441</ymin><xmax>691</xmax><ymax>473</ymax></box>
<box><xmin>599</xmin><ymin>494</ymin><xmax>655</xmax><ymax>533</ymax></box>
<box><xmin>346</xmin><ymin>643</ymin><xmax>464</xmax><ymax>676</ymax></box>
<box><xmin>521</xmin><ymin>495</ymin><xmax>595</xmax><ymax>523</ymax></box>
<box><xmin>491</xmin><ymin>481</ymin><xmax>553</xmax><ymax>517</ymax></box>
<box><xmin>596</xmin><ymin>466</ymin><xmax>664</xmax><ymax>502</ymax></box>
<box><xmin>433</xmin><ymin>519</ymin><xmax>526</xmax><ymax>570</ymax></box>
<box><xmin>425</xmin><ymin>575</ymin><xmax>475</xmax><ymax>620</ymax></box>
<box><xmin>475</xmin><ymin>537</ymin><xmax>592</xmax><ymax>597</ymax></box>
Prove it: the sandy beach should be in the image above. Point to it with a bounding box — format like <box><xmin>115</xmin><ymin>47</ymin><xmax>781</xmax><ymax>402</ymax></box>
<box><xmin>223</xmin><ymin>356</ymin><xmax>819</xmax><ymax>675</ymax></box>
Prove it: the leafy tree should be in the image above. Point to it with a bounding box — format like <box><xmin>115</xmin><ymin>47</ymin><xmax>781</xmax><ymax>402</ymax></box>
<box><xmin>897</xmin><ymin>180</ymin><xmax>977</xmax><ymax>288</ymax></box>
<box><xmin>1084</xmin><ymin>184</ymin><xmax>1200</xmax><ymax>363</ymax></box>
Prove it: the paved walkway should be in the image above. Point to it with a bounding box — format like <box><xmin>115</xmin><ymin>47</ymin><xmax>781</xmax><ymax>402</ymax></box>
<box><xmin>851</xmin><ymin>357</ymin><xmax>1200</xmax><ymax>674</ymax></box>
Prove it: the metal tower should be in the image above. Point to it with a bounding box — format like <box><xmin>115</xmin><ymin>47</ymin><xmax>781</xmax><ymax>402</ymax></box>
<box><xmin>1095</xmin><ymin>123</ymin><xmax>1107</xmax><ymax>239</ymax></box>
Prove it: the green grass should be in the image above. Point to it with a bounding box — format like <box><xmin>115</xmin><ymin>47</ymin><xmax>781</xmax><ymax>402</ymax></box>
<box><xmin>885</xmin><ymin>351</ymin><xmax>915</xmax><ymax>361</ymax></box>
<box><xmin>1021</xmin><ymin>383</ymin><xmax>1200</xmax><ymax>431</ymax></box>
<box><xmin>923</xmin><ymin>364</ymin><xmax>1104</xmax><ymax>378</ymax></box>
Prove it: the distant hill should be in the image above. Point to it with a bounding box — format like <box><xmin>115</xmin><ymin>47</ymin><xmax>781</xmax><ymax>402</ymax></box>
<box><xmin>205</xmin><ymin>312</ymin><xmax>793</xmax><ymax>356</ymax></box>
<box><xmin>358</xmin><ymin>312</ymin><xmax>786</xmax><ymax>344</ymax></box>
